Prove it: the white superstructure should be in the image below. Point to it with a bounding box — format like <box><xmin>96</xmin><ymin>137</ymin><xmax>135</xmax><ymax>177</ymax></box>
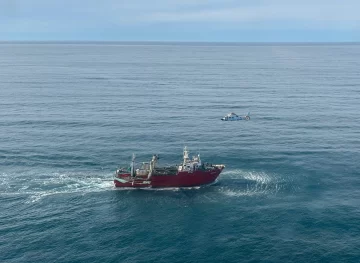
<box><xmin>178</xmin><ymin>146</ymin><xmax>202</xmax><ymax>172</ymax></box>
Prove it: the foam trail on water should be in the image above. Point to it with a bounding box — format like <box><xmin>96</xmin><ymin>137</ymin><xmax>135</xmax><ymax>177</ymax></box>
<box><xmin>0</xmin><ymin>168</ymin><xmax>296</xmax><ymax>202</ymax></box>
<box><xmin>218</xmin><ymin>169</ymin><xmax>292</xmax><ymax>197</ymax></box>
<box><xmin>0</xmin><ymin>171</ymin><xmax>115</xmax><ymax>203</ymax></box>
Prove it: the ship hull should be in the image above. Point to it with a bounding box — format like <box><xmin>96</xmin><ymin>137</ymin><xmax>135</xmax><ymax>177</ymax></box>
<box><xmin>114</xmin><ymin>168</ymin><xmax>223</xmax><ymax>188</ymax></box>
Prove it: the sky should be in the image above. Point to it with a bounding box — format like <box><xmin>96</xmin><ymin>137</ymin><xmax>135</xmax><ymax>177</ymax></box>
<box><xmin>0</xmin><ymin>0</ymin><xmax>359</xmax><ymax>42</ymax></box>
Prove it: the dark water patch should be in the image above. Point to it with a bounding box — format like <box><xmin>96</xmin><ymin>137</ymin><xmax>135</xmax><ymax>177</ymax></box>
<box><xmin>82</xmin><ymin>76</ymin><xmax>110</xmax><ymax>80</ymax></box>
<box><xmin>328</xmin><ymin>83</ymin><xmax>360</xmax><ymax>87</ymax></box>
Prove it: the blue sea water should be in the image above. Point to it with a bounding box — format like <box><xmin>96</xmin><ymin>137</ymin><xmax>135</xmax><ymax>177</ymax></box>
<box><xmin>1</xmin><ymin>42</ymin><xmax>360</xmax><ymax>262</ymax></box>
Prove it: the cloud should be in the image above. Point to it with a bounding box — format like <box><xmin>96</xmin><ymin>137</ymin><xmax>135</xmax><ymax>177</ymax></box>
<box><xmin>0</xmin><ymin>0</ymin><xmax>359</xmax><ymax>40</ymax></box>
<box><xmin>138</xmin><ymin>1</ymin><xmax>360</xmax><ymax>28</ymax></box>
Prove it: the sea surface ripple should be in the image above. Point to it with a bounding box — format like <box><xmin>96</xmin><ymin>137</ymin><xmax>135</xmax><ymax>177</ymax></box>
<box><xmin>1</xmin><ymin>42</ymin><xmax>360</xmax><ymax>262</ymax></box>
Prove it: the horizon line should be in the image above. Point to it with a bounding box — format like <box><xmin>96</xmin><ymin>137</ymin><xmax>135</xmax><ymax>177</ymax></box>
<box><xmin>1</xmin><ymin>40</ymin><xmax>360</xmax><ymax>45</ymax></box>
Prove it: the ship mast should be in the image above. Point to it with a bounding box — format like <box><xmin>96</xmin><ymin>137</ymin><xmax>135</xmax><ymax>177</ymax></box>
<box><xmin>130</xmin><ymin>153</ymin><xmax>135</xmax><ymax>177</ymax></box>
<box><xmin>147</xmin><ymin>154</ymin><xmax>158</xmax><ymax>180</ymax></box>
<box><xmin>182</xmin><ymin>146</ymin><xmax>189</xmax><ymax>168</ymax></box>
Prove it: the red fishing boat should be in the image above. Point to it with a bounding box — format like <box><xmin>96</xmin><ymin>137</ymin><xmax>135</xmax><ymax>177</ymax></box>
<box><xmin>114</xmin><ymin>147</ymin><xmax>225</xmax><ymax>188</ymax></box>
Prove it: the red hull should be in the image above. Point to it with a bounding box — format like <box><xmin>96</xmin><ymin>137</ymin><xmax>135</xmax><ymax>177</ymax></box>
<box><xmin>114</xmin><ymin>168</ymin><xmax>223</xmax><ymax>188</ymax></box>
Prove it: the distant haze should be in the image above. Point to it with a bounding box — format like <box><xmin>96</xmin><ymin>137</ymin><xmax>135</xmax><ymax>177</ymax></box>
<box><xmin>0</xmin><ymin>0</ymin><xmax>359</xmax><ymax>42</ymax></box>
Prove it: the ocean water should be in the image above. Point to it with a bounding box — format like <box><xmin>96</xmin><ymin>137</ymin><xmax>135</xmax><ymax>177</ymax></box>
<box><xmin>1</xmin><ymin>42</ymin><xmax>360</xmax><ymax>262</ymax></box>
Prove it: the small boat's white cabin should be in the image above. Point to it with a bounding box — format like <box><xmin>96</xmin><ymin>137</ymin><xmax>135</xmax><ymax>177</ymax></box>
<box><xmin>222</xmin><ymin>112</ymin><xmax>241</xmax><ymax>121</ymax></box>
<box><xmin>221</xmin><ymin>112</ymin><xmax>250</xmax><ymax>121</ymax></box>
